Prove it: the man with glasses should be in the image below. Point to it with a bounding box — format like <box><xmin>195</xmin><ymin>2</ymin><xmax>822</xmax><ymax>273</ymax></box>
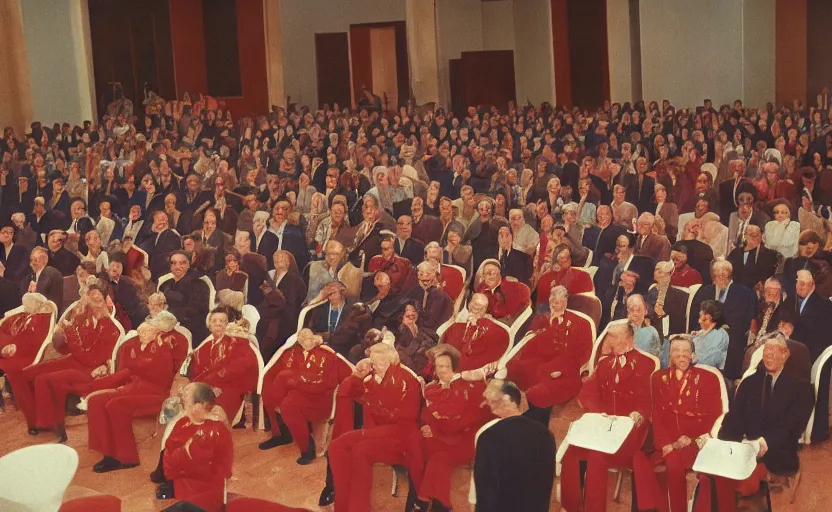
<box><xmin>727</xmin><ymin>190</ymin><xmax>770</xmax><ymax>252</ymax></box>
<box><xmin>727</xmin><ymin>224</ymin><xmax>779</xmax><ymax>291</ymax></box>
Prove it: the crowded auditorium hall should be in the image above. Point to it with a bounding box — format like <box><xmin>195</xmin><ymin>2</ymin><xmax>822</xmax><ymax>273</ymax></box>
<box><xmin>2</xmin><ymin>0</ymin><xmax>832</xmax><ymax>511</ymax></box>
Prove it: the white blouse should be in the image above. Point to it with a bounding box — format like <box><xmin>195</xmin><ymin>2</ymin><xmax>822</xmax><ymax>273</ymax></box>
<box><xmin>764</xmin><ymin>220</ymin><xmax>801</xmax><ymax>259</ymax></box>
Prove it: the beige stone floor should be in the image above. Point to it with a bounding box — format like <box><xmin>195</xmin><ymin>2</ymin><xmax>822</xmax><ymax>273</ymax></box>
<box><xmin>1</xmin><ymin>399</ymin><xmax>830</xmax><ymax>511</ymax></box>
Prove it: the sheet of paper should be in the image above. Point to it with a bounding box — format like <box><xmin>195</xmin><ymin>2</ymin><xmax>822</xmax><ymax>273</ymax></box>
<box><xmin>692</xmin><ymin>439</ymin><xmax>758</xmax><ymax>480</ymax></box>
<box><xmin>565</xmin><ymin>413</ymin><xmax>635</xmax><ymax>454</ymax></box>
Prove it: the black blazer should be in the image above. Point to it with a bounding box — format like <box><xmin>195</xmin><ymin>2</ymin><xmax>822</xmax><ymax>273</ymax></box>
<box><xmin>791</xmin><ymin>292</ymin><xmax>832</xmax><ymax>362</ymax></box>
<box><xmin>690</xmin><ymin>282</ymin><xmax>757</xmax><ymax>379</ymax></box>
<box><xmin>623</xmin><ymin>174</ymin><xmax>656</xmax><ymax>213</ymax></box>
<box><xmin>309</xmin><ymin>299</ymin><xmax>354</xmax><ymax>335</ymax></box>
<box><xmin>20</xmin><ymin>265</ymin><xmax>64</xmax><ymax>313</ymax></box>
<box><xmin>143</xmin><ymin>229</ymin><xmax>183</xmax><ymax>282</ymax></box>
<box><xmin>498</xmin><ymin>248</ymin><xmax>532</xmax><ymax>285</ymax></box>
<box><xmin>395</xmin><ymin>237</ymin><xmax>425</xmax><ymax>267</ymax></box>
<box><xmin>0</xmin><ymin>244</ymin><xmax>30</xmax><ymax>283</ymax></box>
<box><xmin>251</xmin><ymin>231</ymin><xmax>279</xmax><ymax>270</ymax></box>
<box><xmin>727</xmin><ymin>245</ymin><xmax>779</xmax><ymax>290</ymax></box>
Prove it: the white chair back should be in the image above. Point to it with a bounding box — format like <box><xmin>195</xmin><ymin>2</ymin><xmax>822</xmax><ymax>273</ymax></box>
<box><xmin>585</xmin><ymin>266</ymin><xmax>598</xmax><ymax>279</ymax></box>
<box><xmin>4</xmin><ymin>301</ymin><xmax>60</xmax><ymax>366</ymax></box>
<box><xmin>242</xmin><ymin>304</ymin><xmax>260</xmax><ymax>334</ymax></box>
<box><xmin>200</xmin><ymin>276</ymin><xmax>217</xmax><ymax>310</ymax></box>
<box><xmin>583</xmin><ymin>249</ymin><xmax>593</xmax><ymax>268</ymax></box>
<box><xmin>588</xmin><ymin>319</ymin><xmax>629</xmax><ymax>376</ymax></box>
<box><xmin>156</xmin><ymin>272</ymin><xmax>174</xmax><ymax>291</ymax></box>
<box><xmin>805</xmin><ymin>344</ymin><xmax>832</xmax><ymax>443</ymax></box>
<box><xmin>0</xmin><ymin>445</ymin><xmax>79</xmax><ymax>512</ymax></box>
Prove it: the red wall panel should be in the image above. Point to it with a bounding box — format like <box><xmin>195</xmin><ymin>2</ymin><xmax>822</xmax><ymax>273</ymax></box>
<box><xmin>775</xmin><ymin>0</ymin><xmax>807</xmax><ymax>106</ymax></box>
<box><xmin>551</xmin><ymin>0</ymin><xmax>571</xmax><ymax>107</ymax></box>
<box><xmin>169</xmin><ymin>0</ymin><xmax>208</xmax><ymax>97</ymax></box>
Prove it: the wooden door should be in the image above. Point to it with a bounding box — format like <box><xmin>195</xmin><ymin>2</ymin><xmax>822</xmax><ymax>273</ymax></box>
<box><xmin>315</xmin><ymin>32</ymin><xmax>351</xmax><ymax>109</ymax></box>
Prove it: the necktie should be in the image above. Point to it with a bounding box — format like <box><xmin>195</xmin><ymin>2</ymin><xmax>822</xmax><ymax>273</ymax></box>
<box><xmin>763</xmin><ymin>374</ymin><xmax>773</xmax><ymax>409</ymax></box>
<box><xmin>798</xmin><ymin>297</ymin><xmax>805</xmax><ymax>314</ymax></box>
<box><xmin>718</xmin><ymin>288</ymin><xmax>727</xmax><ymax>303</ymax></box>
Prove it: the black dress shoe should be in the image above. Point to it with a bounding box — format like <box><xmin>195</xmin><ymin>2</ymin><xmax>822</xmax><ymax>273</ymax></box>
<box><xmin>156</xmin><ymin>480</ymin><xmax>175</xmax><ymax>500</ymax></box>
<box><xmin>258</xmin><ymin>434</ymin><xmax>293</xmax><ymax>450</ymax></box>
<box><xmin>318</xmin><ymin>486</ymin><xmax>335</xmax><ymax>506</ymax></box>
<box><xmin>150</xmin><ymin>450</ymin><xmax>166</xmax><ymax>483</ymax></box>
<box><xmin>93</xmin><ymin>456</ymin><xmax>120</xmax><ymax>472</ymax></box>
<box><xmin>296</xmin><ymin>436</ymin><xmax>316</xmax><ymax>465</ymax></box>
<box><xmin>27</xmin><ymin>428</ymin><xmax>39</xmax><ymax>436</ymax></box>
<box><xmin>56</xmin><ymin>426</ymin><xmax>67</xmax><ymax>443</ymax></box>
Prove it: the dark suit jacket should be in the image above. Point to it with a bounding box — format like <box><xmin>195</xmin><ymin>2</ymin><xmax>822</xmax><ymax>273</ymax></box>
<box><xmin>655</xmin><ymin>202</ymin><xmax>679</xmax><ymax>241</ymax></box>
<box><xmin>143</xmin><ymin>229</ymin><xmax>182</xmax><ymax>282</ymax></box>
<box><xmin>411</xmin><ymin>215</ymin><xmax>443</xmax><ymax>244</ymax></box>
<box><xmin>309</xmin><ymin>299</ymin><xmax>355</xmax><ymax>334</ymax></box>
<box><xmin>721</xmin><ymin>367</ymin><xmax>814</xmax><ymax>475</ymax></box>
<box><xmin>690</xmin><ymin>282</ymin><xmax>757</xmax><ymax>379</ymax></box>
<box><xmin>583</xmin><ymin>224</ymin><xmax>625</xmax><ymax>266</ymax></box>
<box><xmin>623</xmin><ymin>174</ymin><xmax>656</xmax><ymax>213</ymax></box>
<box><xmin>109</xmin><ymin>276</ymin><xmax>148</xmax><ymax>329</ymax></box>
<box><xmin>395</xmin><ymin>237</ymin><xmax>425</xmax><ymax>267</ymax></box>
<box><xmin>718</xmin><ymin>177</ymin><xmax>750</xmax><ymax>226</ymax></box>
<box><xmin>635</xmin><ymin>233</ymin><xmax>670</xmax><ymax>262</ymax></box>
<box><xmin>498</xmin><ymin>248</ymin><xmax>532</xmax><ymax>285</ymax></box>
<box><xmin>646</xmin><ymin>285</ymin><xmax>689</xmax><ymax>337</ymax></box>
<box><xmin>48</xmin><ymin>248</ymin><xmax>80</xmax><ymax>277</ymax></box>
<box><xmin>251</xmin><ymin>231</ymin><xmax>279</xmax><ymax>270</ymax></box>
<box><xmin>277</xmin><ymin>226</ymin><xmax>310</xmax><ymax>273</ymax></box>
<box><xmin>159</xmin><ymin>271</ymin><xmax>210</xmax><ymax>347</ymax></box>
<box><xmin>349</xmin><ymin>222</ymin><xmax>385</xmax><ymax>270</ymax></box>
<box><xmin>0</xmin><ymin>244</ymin><xmax>30</xmax><ymax>283</ymax></box>
<box><xmin>727</xmin><ymin>245</ymin><xmax>779</xmax><ymax>290</ymax></box>
<box><xmin>21</xmin><ymin>265</ymin><xmax>64</xmax><ymax>312</ymax></box>
<box><xmin>791</xmin><ymin>292</ymin><xmax>832</xmax><ymax>362</ymax></box>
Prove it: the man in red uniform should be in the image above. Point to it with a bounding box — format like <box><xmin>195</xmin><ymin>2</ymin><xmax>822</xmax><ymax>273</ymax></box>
<box><xmin>368</xmin><ymin>234</ymin><xmax>412</xmax><ymax>294</ymax></box>
<box><xmin>189</xmin><ymin>306</ymin><xmax>258</xmax><ymax>420</ymax></box>
<box><xmin>259</xmin><ymin>328</ymin><xmax>344</xmax><ymax>464</ymax></box>
<box><xmin>0</xmin><ymin>293</ymin><xmax>53</xmax><ymax>412</ymax></box>
<box><xmin>425</xmin><ymin>241</ymin><xmax>464</xmax><ymax>308</ymax></box>
<box><xmin>560</xmin><ymin>322</ymin><xmax>662</xmax><ymax>512</ymax></box>
<box><xmin>323</xmin><ymin>343</ymin><xmax>421</xmax><ymax>512</ymax></box>
<box><xmin>85</xmin><ymin>313</ymin><xmax>181</xmax><ymax>473</ymax></box>
<box><xmin>651</xmin><ymin>336</ymin><xmax>723</xmax><ymax>512</ymax></box>
<box><xmin>439</xmin><ymin>292</ymin><xmax>508</xmax><ymax>372</ymax></box>
<box><xmin>159</xmin><ymin>382</ymin><xmax>233</xmax><ymax>512</ymax></box>
<box><xmin>405</xmin><ymin>345</ymin><xmax>492</xmax><ymax>512</ymax></box>
<box><xmin>501</xmin><ymin>285</ymin><xmax>593</xmax><ymax>426</ymax></box>
<box><xmin>18</xmin><ymin>284</ymin><xmax>121</xmax><ymax>441</ymax></box>
<box><xmin>475</xmin><ymin>259</ymin><xmax>531</xmax><ymax>324</ymax></box>
<box><xmin>534</xmin><ymin>245</ymin><xmax>593</xmax><ymax>312</ymax></box>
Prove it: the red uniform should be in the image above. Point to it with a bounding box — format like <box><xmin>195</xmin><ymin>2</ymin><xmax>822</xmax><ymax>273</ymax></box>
<box><xmin>260</xmin><ymin>344</ymin><xmax>345</xmax><ymax>452</ymax></box>
<box><xmin>535</xmin><ymin>267</ymin><xmax>593</xmax><ymax>307</ymax></box>
<box><xmin>506</xmin><ymin>311</ymin><xmax>592</xmax><ymax>408</ymax></box>
<box><xmin>18</xmin><ymin>309</ymin><xmax>120</xmax><ymax>430</ymax></box>
<box><xmin>561</xmin><ymin>349</ymin><xmax>661</xmax><ymax>512</ymax></box>
<box><xmin>440</xmin><ymin>318</ymin><xmax>509</xmax><ymax>371</ymax></box>
<box><xmin>189</xmin><ymin>335</ymin><xmax>258</xmax><ymax>419</ymax></box>
<box><xmin>438</xmin><ymin>264</ymin><xmax>464</xmax><ymax>305</ymax></box>
<box><xmin>475</xmin><ymin>279</ymin><xmax>531</xmax><ymax>320</ymax></box>
<box><xmin>368</xmin><ymin>254</ymin><xmax>412</xmax><ymax>294</ymax></box>
<box><xmin>651</xmin><ymin>366</ymin><xmax>723</xmax><ymax>512</ymax></box>
<box><xmin>405</xmin><ymin>377</ymin><xmax>492</xmax><ymax>506</ymax></box>
<box><xmin>163</xmin><ymin>416</ymin><xmax>233</xmax><ymax>512</ymax></box>
<box><xmin>329</xmin><ymin>364</ymin><xmax>421</xmax><ymax>512</ymax></box>
<box><xmin>670</xmin><ymin>264</ymin><xmax>702</xmax><ymax>288</ymax></box>
<box><xmin>0</xmin><ymin>312</ymin><xmax>51</xmax><ymax>411</ymax></box>
<box><xmin>86</xmin><ymin>335</ymin><xmax>177</xmax><ymax>464</ymax></box>
<box><xmin>161</xmin><ymin>328</ymin><xmax>190</xmax><ymax>374</ymax></box>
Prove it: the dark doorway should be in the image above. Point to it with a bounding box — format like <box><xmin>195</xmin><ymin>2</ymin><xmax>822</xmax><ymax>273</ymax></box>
<box><xmin>566</xmin><ymin>0</ymin><xmax>609</xmax><ymax>108</ymax></box>
<box><xmin>315</xmin><ymin>33</ymin><xmax>352</xmax><ymax>108</ymax></box>
<box><xmin>450</xmin><ymin>50</ymin><xmax>516</xmax><ymax>114</ymax></box>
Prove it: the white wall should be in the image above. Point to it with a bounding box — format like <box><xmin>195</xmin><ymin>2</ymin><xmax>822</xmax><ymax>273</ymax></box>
<box><xmin>512</xmin><ymin>0</ymin><xmax>555</xmax><ymax>106</ymax></box>
<box><xmin>436</xmin><ymin>0</ymin><xmax>484</xmax><ymax>107</ymax></box>
<box><xmin>279</xmin><ymin>0</ymin><xmax>406</xmax><ymax>107</ymax></box>
<box><xmin>481</xmin><ymin>1</ymin><xmax>515</xmax><ymax>51</ymax></box>
<box><xmin>21</xmin><ymin>0</ymin><xmax>95</xmax><ymax>125</ymax></box>
<box><xmin>639</xmin><ymin>0</ymin><xmax>775</xmax><ymax>108</ymax></box>
<box><xmin>606</xmin><ymin>0</ymin><xmax>632</xmax><ymax>103</ymax></box>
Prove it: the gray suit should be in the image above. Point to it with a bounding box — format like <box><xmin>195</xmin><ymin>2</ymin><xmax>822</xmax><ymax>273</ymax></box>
<box><xmin>727</xmin><ymin>210</ymin><xmax>770</xmax><ymax>253</ymax></box>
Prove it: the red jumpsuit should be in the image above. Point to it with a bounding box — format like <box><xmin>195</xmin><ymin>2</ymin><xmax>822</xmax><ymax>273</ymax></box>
<box><xmin>161</xmin><ymin>328</ymin><xmax>190</xmax><ymax>374</ymax></box>
<box><xmin>18</xmin><ymin>310</ymin><xmax>120</xmax><ymax>430</ymax></box>
<box><xmin>506</xmin><ymin>311</ymin><xmax>592</xmax><ymax>408</ymax></box>
<box><xmin>475</xmin><ymin>279</ymin><xmax>531</xmax><ymax>321</ymax></box>
<box><xmin>86</xmin><ymin>335</ymin><xmax>177</xmax><ymax>464</ymax></box>
<box><xmin>535</xmin><ymin>267</ymin><xmax>593</xmax><ymax>307</ymax></box>
<box><xmin>439</xmin><ymin>318</ymin><xmax>509</xmax><ymax>372</ymax></box>
<box><xmin>405</xmin><ymin>377</ymin><xmax>492</xmax><ymax>506</ymax></box>
<box><xmin>368</xmin><ymin>254</ymin><xmax>412</xmax><ymax>294</ymax></box>
<box><xmin>438</xmin><ymin>264</ymin><xmax>464</xmax><ymax>305</ymax></box>
<box><xmin>163</xmin><ymin>416</ymin><xmax>233</xmax><ymax>512</ymax></box>
<box><xmin>651</xmin><ymin>366</ymin><xmax>723</xmax><ymax>512</ymax></box>
<box><xmin>329</xmin><ymin>364</ymin><xmax>422</xmax><ymax>512</ymax></box>
<box><xmin>561</xmin><ymin>349</ymin><xmax>661</xmax><ymax>512</ymax></box>
<box><xmin>0</xmin><ymin>312</ymin><xmax>51</xmax><ymax>410</ymax></box>
<box><xmin>260</xmin><ymin>344</ymin><xmax>346</xmax><ymax>452</ymax></box>
<box><xmin>189</xmin><ymin>335</ymin><xmax>258</xmax><ymax>419</ymax></box>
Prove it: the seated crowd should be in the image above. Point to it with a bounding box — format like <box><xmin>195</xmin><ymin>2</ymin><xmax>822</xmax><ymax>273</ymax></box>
<box><xmin>1</xmin><ymin>90</ymin><xmax>831</xmax><ymax>511</ymax></box>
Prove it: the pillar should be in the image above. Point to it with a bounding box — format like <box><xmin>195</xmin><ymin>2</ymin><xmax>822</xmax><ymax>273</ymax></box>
<box><xmin>263</xmin><ymin>0</ymin><xmax>285</xmax><ymax>109</ymax></box>
<box><xmin>775</xmin><ymin>0</ymin><xmax>807</xmax><ymax>106</ymax></box>
<box><xmin>405</xmin><ymin>0</ymin><xmax>440</xmax><ymax>107</ymax></box>
<box><xmin>0</xmin><ymin>0</ymin><xmax>33</xmax><ymax>136</ymax></box>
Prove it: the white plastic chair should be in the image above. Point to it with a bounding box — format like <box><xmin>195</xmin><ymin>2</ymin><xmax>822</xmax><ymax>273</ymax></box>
<box><xmin>583</xmin><ymin>249</ymin><xmax>594</xmax><ymax>268</ymax></box>
<box><xmin>586</xmin><ymin>266</ymin><xmax>598</xmax><ymax>279</ymax></box>
<box><xmin>0</xmin><ymin>444</ymin><xmax>78</xmax><ymax>511</ymax></box>
<box><xmin>156</xmin><ymin>273</ymin><xmax>174</xmax><ymax>290</ymax></box>
<box><xmin>587</xmin><ymin>319</ymin><xmax>629</xmax><ymax>377</ymax></box>
<box><xmin>241</xmin><ymin>304</ymin><xmax>260</xmax><ymax>334</ymax></box>
<box><xmin>685</xmin><ymin>283</ymin><xmax>702</xmax><ymax>331</ymax></box>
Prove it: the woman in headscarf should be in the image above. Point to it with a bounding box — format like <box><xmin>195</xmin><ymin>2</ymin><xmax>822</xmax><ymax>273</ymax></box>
<box><xmin>304</xmin><ymin>192</ymin><xmax>329</xmax><ymax>247</ymax></box>
<box><xmin>365</xmin><ymin>166</ymin><xmax>394</xmax><ymax>213</ymax></box>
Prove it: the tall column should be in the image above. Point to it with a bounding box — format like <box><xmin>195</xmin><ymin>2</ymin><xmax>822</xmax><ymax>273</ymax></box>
<box><xmin>405</xmin><ymin>0</ymin><xmax>440</xmax><ymax>106</ymax></box>
<box><xmin>775</xmin><ymin>0</ymin><xmax>807</xmax><ymax>106</ymax></box>
<box><xmin>0</xmin><ymin>0</ymin><xmax>33</xmax><ymax>136</ymax></box>
<box><xmin>263</xmin><ymin>0</ymin><xmax>285</xmax><ymax>109</ymax></box>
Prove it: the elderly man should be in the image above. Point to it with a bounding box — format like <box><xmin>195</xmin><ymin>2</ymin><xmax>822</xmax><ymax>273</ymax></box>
<box><xmin>651</xmin><ymin>337</ymin><xmax>724</xmax><ymax>512</ymax></box>
<box><xmin>744</xmin><ymin>277</ymin><xmax>790</xmax><ymax>356</ymax></box>
<box><xmin>475</xmin><ymin>259</ymin><xmax>531</xmax><ymax>324</ymax></box>
<box><xmin>159</xmin><ymin>251</ymin><xmax>211</xmax><ymax>346</ymax></box>
<box><xmin>647</xmin><ymin>261</ymin><xmax>689</xmax><ymax>337</ymax></box>
<box><xmin>46</xmin><ymin>230</ymin><xmax>80</xmax><ymax>277</ymax></box>
<box><xmin>349</xmin><ymin>194</ymin><xmax>385</xmax><ymax>270</ymax></box>
<box><xmin>309</xmin><ymin>281</ymin><xmax>354</xmax><ymax>335</ymax></box>
<box><xmin>727</xmin><ymin>190</ymin><xmax>769</xmax><ymax>252</ymax></box>
<box><xmin>634</xmin><ymin>212</ymin><xmax>670</xmax><ymax>261</ymax></box>
<box><xmin>402</xmin><ymin>260</ymin><xmax>453</xmax><ymax>335</ymax></box>
<box><xmin>561</xmin><ymin>322</ymin><xmax>662</xmax><ymax>512</ymax></box>
<box><xmin>405</xmin><ymin>345</ymin><xmax>492</xmax><ymax>512</ymax></box>
<box><xmin>509</xmin><ymin>208</ymin><xmax>539</xmax><ymax>256</ymax></box>
<box><xmin>394</xmin><ymin>215</ymin><xmax>425</xmax><ymax>266</ymax></box>
<box><xmin>626</xmin><ymin>294</ymin><xmax>662</xmax><ymax>357</ymax></box>
<box><xmin>501</xmin><ymin>286</ymin><xmax>593</xmax><ymax>425</ymax></box>
<box><xmin>307</xmin><ymin>239</ymin><xmax>347</xmax><ymax>303</ymax></box>
<box><xmin>143</xmin><ymin>210</ymin><xmax>182</xmax><ymax>281</ymax></box>
<box><xmin>791</xmin><ymin>269</ymin><xmax>832</xmax><ymax>362</ymax></box>
<box><xmin>583</xmin><ymin>205</ymin><xmax>625</xmax><ymax>267</ymax></box>
<box><xmin>689</xmin><ymin>259</ymin><xmax>757</xmax><ymax>381</ymax></box>
<box><xmin>718</xmin><ymin>158</ymin><xmax>751</xmax><ymax>226</ymax></box>
<box><xmin>86</xmin><ymin>315</ymin><xmax>180</xmax><ymax>473</ymax></box>
<box><xmin>189</xmin><ymin>306</ymin><xmax>258</xmax><ymax>420</ymax></box>
<box><xmin>496</xmin><ymin>226</ymin><xmax>531</xmax><ymax>285</ymax></box>
<box><xmin>0</xmin><ymin>293</ymin><xmax>53</xmax><ymax>411</ymax></box>
<box><xmin>363</xmin><ymin>272</ymin><xmax>399</xmax><ymax>329</ymax></box>
<box><xmin>598</xmin><ymin>234</ymin><xmax>655</xmax><ymax>316</ymax></box>
<box><xmin>323</xmin><ymin>343</ymin><xmax>421</xmax><ymax>511</ymax></box>
<box><xmin>251</xmin><ymin>210</ymin><xmax>279</xmax><ymax>270</ymax></box>
<box><xmin>158</xmin><ymin>382</ymin><xmax>233</xmax><ymax>512</ymax></box>
<box><xmin>727</xmin><ymin>224</ymin><xmax>779</xmax><ymax>291</ymax></box>
<box><xmin>105</xmin><ymin>256</ymin><xmax>148</xmax><ymax>330</ymax></box>
<box><xmin>234</xmin><ymin>230</ymin><xmax>269</xmax><ymax>307</ymax></box>
<box><xmin>267</xmin><ymin>198</ymin><xmax>309</xmax><ymax>271</ymax></box>
<box><xmin>20</xmin><ymin>246</ymin><xmax>63</xmax><ymax>312</ymax></box>
<box><xmin>19</xmin><ymin>285</ymin><xmax>120</xmax><ymax>441</ymax></box>
<box><xmin>694</xmin><ymin>334</ymin><xmax>814</xmax><ymax>512</ymax></box>
<box><xmin>368</xmin><ymin>234</ymin><xmax>412</xmax><ymax>295</ymax></box>
<box><xmin>440</xmin><ymin>292</ymin><xmax>509</xmax><ymax>372</ymax></box>
<box><xmin>259</xmin><ymin>328</ymin><xmax>342</xmax><ymax>464</ymax></box>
